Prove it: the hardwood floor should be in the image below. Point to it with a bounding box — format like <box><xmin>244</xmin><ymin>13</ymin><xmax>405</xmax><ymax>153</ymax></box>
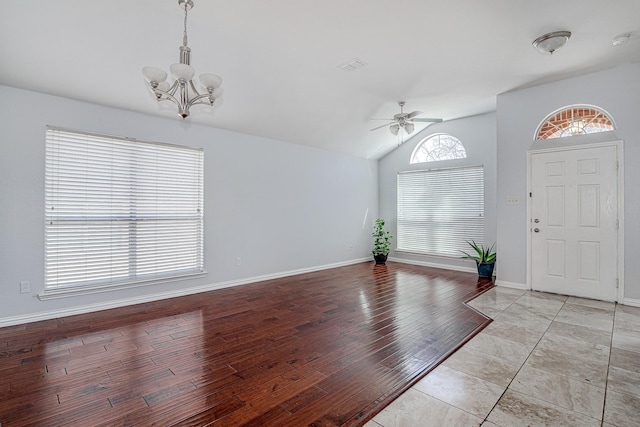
<box><xmin>0</xmin><ymin>262</ymin><xmax>493</xmax><ymax>426</ymax></box>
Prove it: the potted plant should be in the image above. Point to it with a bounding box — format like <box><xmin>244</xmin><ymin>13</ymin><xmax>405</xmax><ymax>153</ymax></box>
<box><xmin>372</xmin><ymin>218</ymin><xmax>393</xmax><ymax>265</ymax></box>
<box><xmin>460</xmin><ymin>240</ymin><xmax>496</xmax><ymax>278</ymax></box>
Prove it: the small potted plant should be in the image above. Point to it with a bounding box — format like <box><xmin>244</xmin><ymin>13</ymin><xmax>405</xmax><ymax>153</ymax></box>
<box><xmin>372</xmin><ymin>218</ymin><xmax>393</xmax><ymax>265</ymax></box>
<box><xmin>460</xmin><ymin>240</ymin><xmax>496</xmax><ymax>278</ymax></box>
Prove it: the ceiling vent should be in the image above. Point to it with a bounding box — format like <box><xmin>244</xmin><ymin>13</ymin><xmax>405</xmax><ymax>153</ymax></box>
<box><xmin>337</xmin><ymin>58</ymin><xmax>368</xmax><ymax>71</ymax></box>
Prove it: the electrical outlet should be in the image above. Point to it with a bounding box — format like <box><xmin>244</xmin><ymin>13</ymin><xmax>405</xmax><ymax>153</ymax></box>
<box><xmin>20</xmin><ymin>281</ymin><xmax>31</xmax><ymax>294</ymax></box>
<box><xmin>236</xmin><ymin>257</ymin><xmax>241</xmax><ymax>266</ymax></box>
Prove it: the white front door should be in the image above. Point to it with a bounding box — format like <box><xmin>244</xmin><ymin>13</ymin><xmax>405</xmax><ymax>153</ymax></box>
<box><xmin>530</xmin><ymin>145</ymin><xmax>618</xmax><ymax>301</ymax></box>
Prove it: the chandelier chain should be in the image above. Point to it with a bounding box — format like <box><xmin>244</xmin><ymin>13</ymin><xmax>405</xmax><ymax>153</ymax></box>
<box><xmin>182</xmin><ymin>4</ymin><xmax>188</xmax><ymax>47</ymax></box>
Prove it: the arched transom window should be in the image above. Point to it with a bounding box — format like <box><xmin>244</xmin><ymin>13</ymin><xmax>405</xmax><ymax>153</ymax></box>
<box><xmin>410</xmin><ymin>133</ymin><xmax>466</xmax><ymax>163</ymax></box>
<box><xmin>536</xmin><ymin>105</ymin><xmax>614</xmax><ymax>140</ymax></box>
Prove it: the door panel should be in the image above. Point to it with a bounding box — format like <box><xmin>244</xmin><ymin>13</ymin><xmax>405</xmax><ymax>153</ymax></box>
<box><xmin>530</xmin><ymin>146</ymin><xmax>617</xmax><ymax>301</ymax></box>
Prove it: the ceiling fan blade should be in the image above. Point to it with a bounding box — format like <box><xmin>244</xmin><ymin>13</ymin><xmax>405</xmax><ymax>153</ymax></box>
<box><xmin>370</xmin><ymin>122</ymin><xmax>394</xmax><ymax>131</ymax></box>
<box><xmin>411</xmin><ymin>118</ymin><xmax>443</xmax><ymax>123</ymax></box>
<box><xmin>405</xmin><ymin>111</ymin><xmax>423</xmax><ymax>119</ymax></box>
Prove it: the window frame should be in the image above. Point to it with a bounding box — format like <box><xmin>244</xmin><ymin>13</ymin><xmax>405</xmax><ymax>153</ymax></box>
<box><xmin>396</xmin><ymin>165</ymin><xmax>485</xmax><ymax>258</ymax></box>
<box><xmin>43</xmin><ymin>127</ymin><xmax>205</xmax><ymax>298</ymax></box>
<box><xmin>535</xmin><ymin>105</ymin><xmax>615</xmax><ymax>140</ymax></box>
<box><xmin>410</xmin><ymin>133</ymin><xmax>467</xmax><ymax>164</ymax></box>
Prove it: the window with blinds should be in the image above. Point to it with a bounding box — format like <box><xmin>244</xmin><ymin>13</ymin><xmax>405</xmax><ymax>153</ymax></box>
<box><xmin>45</xmin><ymin>127</ymin><xmax>204</xmax><ymax>291</ymax></box>
<box><xmin>397</xmin><ymin>165</ymin><xmax>484</xmax><ymax>257</ymax></box>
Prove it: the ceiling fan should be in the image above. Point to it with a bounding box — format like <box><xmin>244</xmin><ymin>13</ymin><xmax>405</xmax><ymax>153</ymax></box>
<box><xmin>370</xmin><ymin>101</ymin><xmax>442</xmax><ymax>135</ymax></box>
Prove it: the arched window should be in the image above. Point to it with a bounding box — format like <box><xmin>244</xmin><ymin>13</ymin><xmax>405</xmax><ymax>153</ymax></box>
<box><xmin>535</xmin><ymin>105</ymin><xmax>614</xmax><ymax>140</ymax></box>
<box><xmin>410</xmin><ymin>133</ymin><xmax>466</xmax><ymax>163</ymax></box>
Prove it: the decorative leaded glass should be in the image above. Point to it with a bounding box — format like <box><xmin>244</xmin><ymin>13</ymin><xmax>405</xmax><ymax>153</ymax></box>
<box><xmin>536</xmin><ymin>106</ymin><xmax>614</xmax><ymax>140</ymax></box>
<box><xmin>410</xmin><ymin>134</ymin><xmax>467</xmax><ymax>164</ymax></box>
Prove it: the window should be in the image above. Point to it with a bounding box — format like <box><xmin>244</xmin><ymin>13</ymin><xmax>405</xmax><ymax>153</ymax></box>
<box><xmin>410</xmin><ymin>134</ymin><xmax>467</xmax><ymax>163</ymax></box>
<box><xmin>536</xmin><ymin>105</ymin><xmax>614</xmax><ymax>140</ymax></box>
<box><xmin>45</xmin><ymin>128</ymin><xmax>204</xmax><ymax>291</ymax></box>
<box><xmin>397</xmin><ymin>166</ymin><xmax>484</xmax><ymax>257</ymax></box>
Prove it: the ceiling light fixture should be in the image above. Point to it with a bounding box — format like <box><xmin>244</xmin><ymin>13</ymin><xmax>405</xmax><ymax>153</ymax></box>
<box><xmin>142</xmin><ymin>0</ymin><xmax>223</xmax><ymax>119</ymax></box>
<box><xmin>532</xmin><ymin>31</ymin><xmax>572</xmax><ymax>55</ymax></box>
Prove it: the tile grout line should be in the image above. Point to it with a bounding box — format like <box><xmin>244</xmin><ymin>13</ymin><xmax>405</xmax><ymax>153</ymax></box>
<box><xmin>599</xmin><ymin>303</ymin><xmax>618</xmax><ymax>427</ymax></box>
<box><xmin>479</xmin><ymin>291</ymin><xmax>567</xmax><ymax>426</ymax></box>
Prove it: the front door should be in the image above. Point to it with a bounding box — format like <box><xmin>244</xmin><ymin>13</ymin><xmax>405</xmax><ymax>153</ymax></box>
<box><xmin>530</xmin><ymin>145</ymin><xmax>618</xmax><ymax>301</ymax></box>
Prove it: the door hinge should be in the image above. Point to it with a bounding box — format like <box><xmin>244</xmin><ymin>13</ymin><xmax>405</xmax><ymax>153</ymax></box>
<box><xmin>616</xmin><ymin>220</ymin><xmax>619</xmax><ymax>230</ymax></box>
<box><xmin>616</xmin><ymin>161</ymin><xmax>619</xmax><ymax>171</ymax></box>
<box><xmin>616</xmin><ymin>278</ymin><xmax>619</xmax><ymax>288</ymax></box>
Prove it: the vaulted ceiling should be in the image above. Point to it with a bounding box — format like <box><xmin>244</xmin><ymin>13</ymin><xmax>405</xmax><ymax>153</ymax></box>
<box><xmin>1</xmin><ymin>0</ymin><xmax>639</xmax><ymax>158</ymax></box>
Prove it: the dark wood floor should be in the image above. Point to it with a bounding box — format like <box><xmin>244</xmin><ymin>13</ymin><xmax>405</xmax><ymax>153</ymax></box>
<box><xmin>0</xmin><ymin>262</ymin><xmax>493</xmax><ymax>426</ymax></box>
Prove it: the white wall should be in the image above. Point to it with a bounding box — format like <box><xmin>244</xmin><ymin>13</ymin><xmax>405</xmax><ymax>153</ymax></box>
<box><xmin>378</xmin><ymin>112</ymin><xmax>497</xmax><ymax>271</ymax></box>
<box><xmin>496</xmin><ymin>64</ymin><xmax>640</xmax><ymax>299</ymax></box>
<box><xmin>0</xmin><ymin>85</ymin><xmax>378</xmax><ymax>324</ymax></box>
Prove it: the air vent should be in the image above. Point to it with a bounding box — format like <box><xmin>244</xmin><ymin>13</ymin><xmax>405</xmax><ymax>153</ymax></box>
<box><xmin>337</xmin><ymin>58</ymin><xmax>368</xmax><ymax>71</ymax></box>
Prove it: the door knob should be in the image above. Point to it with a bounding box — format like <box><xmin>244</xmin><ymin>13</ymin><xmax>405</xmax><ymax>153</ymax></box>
<box><xmin>534</xmin><ymin>228</ymin><xmax>540</xmax><ymax>233</ymax></box>
<box><xmin>534</xmin><ymin>219</ymin><xmax>540</xmax><ymax>223</ymax></box>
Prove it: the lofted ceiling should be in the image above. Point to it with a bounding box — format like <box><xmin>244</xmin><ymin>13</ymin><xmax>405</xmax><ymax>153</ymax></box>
<box><xmin>1</xmin><ymin>1</ymin><xmax>639</xmax><ymax>159</ymax></box>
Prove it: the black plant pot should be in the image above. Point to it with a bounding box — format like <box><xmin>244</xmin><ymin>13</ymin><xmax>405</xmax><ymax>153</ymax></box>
<box><xmin>373</xmin><ymin>254</ymin><xmax>388</xmax><ymax>265</ymax></box>
<box><xmin>477</xmin><ymin>262</ymin><xmax>495</xmax><ymax>279</ymax></box>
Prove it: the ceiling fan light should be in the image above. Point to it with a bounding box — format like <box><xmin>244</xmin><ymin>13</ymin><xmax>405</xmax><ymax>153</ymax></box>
<box><xmin>390</xmin><ymin>124</ymin><xmax>400</xmax><ymax>135</ymax></box>
<box><xmin>404</xmin><ymin>123</ymin><xmax>415</xmax><ymax>134</ymax></box>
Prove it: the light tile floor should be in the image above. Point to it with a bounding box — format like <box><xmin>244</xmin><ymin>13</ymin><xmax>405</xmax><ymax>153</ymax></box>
<box><xmin>365</xmin><ymin>287</ymin><xmax>640</xmax><ymax>427</ymax></box>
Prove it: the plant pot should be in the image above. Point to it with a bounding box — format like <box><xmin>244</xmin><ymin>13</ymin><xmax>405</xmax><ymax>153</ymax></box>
<box><xmin>373</xmin><ymin>254</ymin><xmax>388</xmax><ymax>265</ymax></box>
<box><xmin>477</xmin><ymin>262</ymin><xmax>495</xmax><ymax>279</ymax></box>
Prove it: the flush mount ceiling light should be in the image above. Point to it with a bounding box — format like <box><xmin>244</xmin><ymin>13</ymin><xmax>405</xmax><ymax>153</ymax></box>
<box><xmin>142</xmin><ymin>0</ymin><xmax>223</xmax><ymax>119</ymax></box>
<box><xmin>532</xmin><ymin>31</ymin><xmax>572</xmax><ymax>55</ymax></box>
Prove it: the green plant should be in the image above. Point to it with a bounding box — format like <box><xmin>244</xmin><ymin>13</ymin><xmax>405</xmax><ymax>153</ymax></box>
<box><xmin>372</xmin><ymin>218</ymin><xmax>393</xmax><ymax>256</ymax></box>
<box><xmin>460</xmin><ymin>240</ymin><xmax>496</xmax><ymax>264</ymax></box>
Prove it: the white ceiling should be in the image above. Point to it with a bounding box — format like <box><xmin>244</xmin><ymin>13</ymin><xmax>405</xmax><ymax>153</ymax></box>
<box><xmin>1</xmin><ymin>1</ymin><xmax>639</xmax><ymax>159</ymax></box>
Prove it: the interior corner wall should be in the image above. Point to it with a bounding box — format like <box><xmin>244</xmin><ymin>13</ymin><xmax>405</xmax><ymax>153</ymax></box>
<box><xmin>496</xmin><ymin>64</ymin><xmax>640</xmax><ymax>299</ymax></box>
<box><xmin>0</xmin><ymin>85</ymin><xmax>379</xmax><ymax>323</ymax></box>
<box><xmin>378</xmin><ymin>112</ymin><xmax>497</xmax><ymax>271</ymax></box>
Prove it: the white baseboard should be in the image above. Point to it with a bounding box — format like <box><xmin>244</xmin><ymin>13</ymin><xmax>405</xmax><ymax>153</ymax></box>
<box><xmin>621</xmin><ymin>297</ymin><xmax>640</xmax><ymax>307</ymax></box>
<box><xmin>0</xmin><ymin>258</ymin><xmax>370</xmax><ymax>328</ymax></box>
<box><xmin>495</xmin><ymin>280</ymin><xmax>528</xmax><ymax>290</ymax></box>
<box><xmin>388</xmin><ymin>257</ymin><xmax>477</xmax><ymax>274</ymax></box>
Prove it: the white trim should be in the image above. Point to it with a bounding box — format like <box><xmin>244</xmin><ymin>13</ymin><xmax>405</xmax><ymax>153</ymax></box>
<box><xmin>38</xmin><ymin>271</ymin><xmax>208</xmax><ymax>300</ymax></box>
<box><xmin>621</xmin><ymin>298</ymin><xmax>640</xmax><ymax>308</ymax></box>
<box><xmin>495</xmin><ymin>280</ymin><xmax>528</xmax><ymax>290</ymax></box>
<box><xmin>388</xmin><ymin>256</ymin><xmax>477</xmax><ymax>274</ymax></box>
<box><xmin>526</xmin><ymin>140</ymin><xmax>624</xmax><ymax>303</ymax></box>
<box><xmin>616</xmin><ymin>143</ymin><xmax>625</xmax><ymax>303</ymax></box>
<box><xmin>0</xmin><ymin>258</ymin><xmax>370</xmax><ymax>328</ymax></box>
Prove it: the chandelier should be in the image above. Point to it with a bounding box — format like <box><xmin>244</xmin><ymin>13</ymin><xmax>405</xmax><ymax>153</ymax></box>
<box><xmin>142</xmin><ymin>0</ymin><xmax>223</xmax><ymax>119</ymax></box>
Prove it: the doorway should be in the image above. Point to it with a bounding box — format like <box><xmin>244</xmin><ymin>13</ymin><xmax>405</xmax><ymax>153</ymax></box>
<box><xmin>527</xmin><ymin>142</ymin><xmax>622</xmax><ymax>302</ymax></box>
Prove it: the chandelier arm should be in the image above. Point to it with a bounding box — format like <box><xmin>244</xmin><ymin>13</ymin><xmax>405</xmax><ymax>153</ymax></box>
<box><xmin>188</xmin><ymin>80</ymin><xmax>202</xmax><ymax>97</ymax></box>
<box><xmin>188</xmin><ymin>92</ymin><xmax>217</xmax><ymax>107</ymax></box>
<box><xmin>147</xmin><ymin>83</ymin><xmax>182</xmax><ymax>108</ymax></box>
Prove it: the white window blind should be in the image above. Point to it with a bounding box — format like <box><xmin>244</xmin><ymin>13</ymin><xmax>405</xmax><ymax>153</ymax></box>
<box><xmin>397</xmin><ymin>165</ymin><xmax>484</xmax><ymax>257</ymax></box>
<box><xmin>45</xmin><ymin>127</ymin><xmax>204</xmax><ymax>290</ymax></box>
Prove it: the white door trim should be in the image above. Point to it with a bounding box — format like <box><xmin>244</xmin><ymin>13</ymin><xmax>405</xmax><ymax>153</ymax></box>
<box><xmin>526</xmin><ymin>140</ymin><xmax>624</xmax><ymax>302</ymax></box>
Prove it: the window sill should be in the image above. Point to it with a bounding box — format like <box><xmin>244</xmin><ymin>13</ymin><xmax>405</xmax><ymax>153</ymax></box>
<box><xmin>38</xmin><ymin>271</ymin><xmax>208</xmax><ymax>300</ymax></box>
<box><xmin>394</xmin><ymin>249</ymin><xmax>465</xmax><ymax>260</ymax></box>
